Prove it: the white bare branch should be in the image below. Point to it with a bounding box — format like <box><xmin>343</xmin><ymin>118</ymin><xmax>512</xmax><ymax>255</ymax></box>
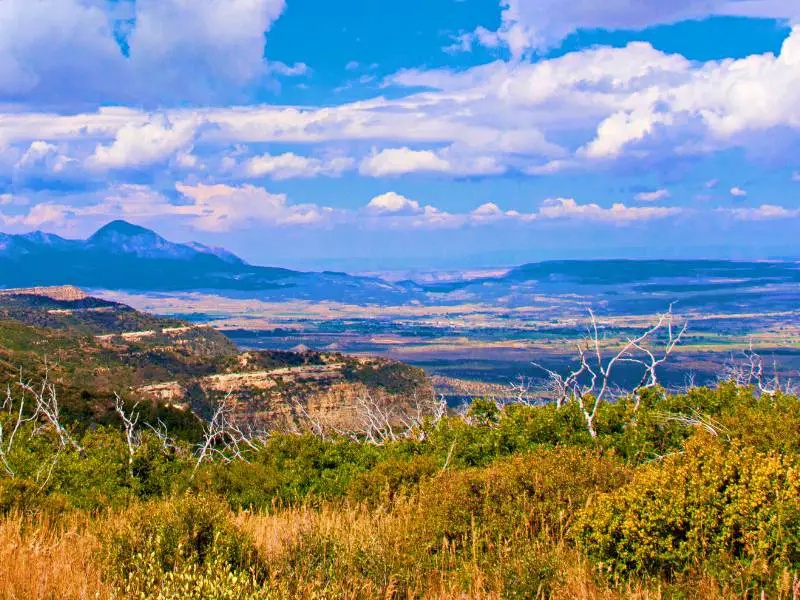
<box><xmin>192</xmin><ymin>390</ymin><xmax>261</xmax><ymax>477</ymax></box>
<box><xmin>114</xmin><ymin>393</ymin><xmax>141</xmax><ymax>473</ymax></box>
<box><xmin>17</xmin><ymin>363</ymin><xmax>84</xmax><ymax>456</ymax></box>
<box><xmin>530</xmin><ymin>305</ymin><xmax>688</xmax><ymax>438</ymax></box>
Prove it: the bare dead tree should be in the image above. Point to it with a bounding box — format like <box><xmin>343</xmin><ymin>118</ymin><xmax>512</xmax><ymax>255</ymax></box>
<box><xmin>144</xmin><ymin>419</ymin><xmax>180</xmax><ymax>453</ymax></box>
<box><xmin>351</xmin><ymin>390</ymin><xmax>447</xmax><ymax>444</ymax></box>
<box><xmin>289</xmin><ymin>389</ymin><xmax>447</xmax><ymax>445</ymax></box>
<box><xmin>531</xmin><ymin>306</ymin><xmax>688</xmax><ymax>438</ymax></box>
<box><xmin>114</xmin><ymin>393</ymin><xmax>141</xmax><ymax>475</ymax></box>
<box><xmin>192</xmin><ymin>391</ymin><xmax>260</xmax><ymax>477</ymax></box>
<box><xmin>0</xmin><ymin>382</ymin><xmax>41</xmax><ymax>478</ymax></box>
<box><xmin>508</xmin><ymin>375</ymin><xmax>540</xmax><ymax>406</ymax></box>
<box><xmin>655</xmin><ymin>408</ymin><xmax>728</xmax><ymax>439</ymax></box>
<box><xmin>721</xmin><ymin>340</ymin><xmax>798</xmax><ymax>396</ymax></box>
<box><xmin>17</xmin><ymin>364</ymin><xmax>84</xmax><ymax>456</ymax></box>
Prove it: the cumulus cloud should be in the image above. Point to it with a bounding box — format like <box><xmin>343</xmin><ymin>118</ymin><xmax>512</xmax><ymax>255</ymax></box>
<box><xmin>361</xmin><ymin>193</ymin><xmax>680</xmax><ymax>228</ymax></box>
<box><xmin>0</xmin><ymin>182</ymin><xmax>335</xmax><ymax>233</ymax></box>
<box><xmin>173</xmin><ymin>183</ymin><xmax>330</xmax><ymax>230</ymax></box>
<box><xmin>0</xmin><ymin>0</ymin><xmax>287</xmax><ymax>105</ymax></box>
<box><xmin>361</xmin><ymin>148</ymin><xmax>450</xmax><ymax>177</ymax></box>
<box><xmin>364</xmin><ymin>193</ymin><xmax>459</xmax><ymax>228</ymax></box>
<box><xmin>245</xmin><ymin>152</ymin><xmax>353</xmax><ymax>179</ymax></box>
<box><xmin>462</xmin><ymin>0</ymin><xmax>800</xmax><ymax>56</ymax></box>
<box><xmin>537</xmin><ymin>198</ymin><xmax>683</xmax><ymax>223</ymax></box>
<box><xmin>365</xmin><ymin>192</ymin><xmax>424</xmax><ymax>215</ymax></box>
<box><xmin>634</xmin><ymin>189</ymin><xmax>671</xmax><ymax>202</ymax></box>
<box><xmin>14</xmin><ymin>141</ymin><xmax>76</xmax><ymax>177</ymax></box>
<box><xmin>89</xmin><ymin>117</ymin><xmax>199</xmax><ymax>169</ymax></box>
<box><xmin>730</xmin><ymin>186</ymin><xmax>748</xmax><ymax>198</ymax></box>
<box><xmin>4</xmin><ymin>27</ymin><xmax>800</xmax><ymax>183</ymax></box>
<box><xmin>360</xmin><ymin>147</ymin><xmax>504</xmax><ymax>177</ymax></box>
<box><xmin>723</xmin><ymin>204</ymin><xmax>800</xmax><ymax>220</ymax></box>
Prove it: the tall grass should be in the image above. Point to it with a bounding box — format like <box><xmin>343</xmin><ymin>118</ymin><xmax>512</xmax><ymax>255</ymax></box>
<box><xmin>0</xmin><ymin>511</ymin><xmax>109</xmax><ymax>600</ymax></box>
<box><xmin>1</xmin><ymin>498</ymin><xmax>798</xmax><ymax>599</ymax></box>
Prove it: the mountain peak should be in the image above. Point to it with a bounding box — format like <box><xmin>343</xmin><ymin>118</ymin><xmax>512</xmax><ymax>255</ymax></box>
<box><xmin>89</xmin><ymin>220</ymin><xmax>158</xmax><ymax>241</ymax></box>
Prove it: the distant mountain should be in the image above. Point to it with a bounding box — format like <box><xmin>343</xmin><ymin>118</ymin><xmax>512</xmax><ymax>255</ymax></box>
<box><xmin>4</xmin><ymin>222</ymin><xmax>798</xmax><ymax>308</ymax></box>
<box><xmin>0</xmin><ymin>221</ymin><xmax>416</xmax><ymax>303</ymax></box>
<box><xmin>420</xmin><ymin>258</ymin><xmax>800</xmax><ymax>314</ymax></box>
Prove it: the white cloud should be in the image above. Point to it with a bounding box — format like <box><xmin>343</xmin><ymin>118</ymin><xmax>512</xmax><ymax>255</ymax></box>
<box><xmin>0</xmin><ymin>0</ymin><xmax>125</xmax><ymax>101</ymax></box>
<box><xmin>245</xmin><ymin>152</ymin><xmax>353</xmax><ymax>180</ymax></box>
<box><xmin>723</xmin><ymin>204</ymin><xmax>800</xmax><ymax>220</ymax></box>
<box><xmin>14</xmin><ymin>141</ymin><xmax>75</xmax><ymax>175</ymax></box>
<box><xmin>0</xmin><ymin>182</ymin><xmax>334</xmax><ymax>233</ymax></box>
<box><xmin>89</xmin><ymin>117</ymin><xmax>199</xmax><ymax>169</ymax></box>
<box><xmin>537</xmin><ymin>198</ymin><xmax>682</xmax><ymax>223</ymax></box>
<box><xmin>268</xmin><ymin>62</ymin><xmax>310</xmax><ymax>77</ymax></box>
<box><xmin>730</xmin><ymin>186</ymin><xmax>748</xmax><ymax>197</ymax></box>
<box><xmin>792</xmin><ymin>171</ymin><xmax>800</xmax><ymax>182</ymax></box>
<box><xmin>5</xmin><ymin>27</ymin><xmax>800</xmax><ymax>181</ymax></box>
<box><xmin>0</xmin><ymin>0</ymin><xmax>287</xmax><ymax>104</ymax></box>
<box><xmin>174</xmin><ymin>183</ymin><xmax>330</xmax><ymax>230</ymax></box>
<box><xmin>635</xmin><ymin>189</ymin><xmax>670</xmax><ymax>202</ymax></box>
<box><xmin>466</xmin><ymin>0</ymin><xmax>800</xmax><ymax>56</ymax></box>
<box><xmin>365</xmin><ymin>192</ymin><xmax>423</xmax><ymax>215</ymax></box>
<box><xmin>0</xmin><ymin>201</ymin><xmax>77</xmax><ymax>229</ymax></box>
<box><xmin>361</xmin><ymin>148</ymin><xmax>450</xmax><ymax>176</ymax></box>
<box><xmin>360</xmin><ymin>193</ymin><xmax>680</xmax><ymax>229</ymax></box>
<box><xmin>360</xmin><ymin>147</ymin><xmax>504</xmax><ymax>177</ymax></box>
<box><xmin>471</xmin><ymin>202</ymin><xmax>523</xmax><ymax>223</ymax></box>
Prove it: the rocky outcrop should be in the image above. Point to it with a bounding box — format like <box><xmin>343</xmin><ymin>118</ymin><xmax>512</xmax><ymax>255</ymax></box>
<box><xmin>0</xmin><ymin>285</ymin><xmax>89</xmax><ymax>301</ymax></box>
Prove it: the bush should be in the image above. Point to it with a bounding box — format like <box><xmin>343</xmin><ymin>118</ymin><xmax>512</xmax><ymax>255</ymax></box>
<box><xmin>103</xmin><ymin>494</ymin><xmax>267</xmax><ymax>598</ymax></box>
<box><xmin>347</xmin><ymin>455</ymin><xmax>440</xmax><ymax>507</ymax></box>
<box><xmin>411</xmin><ymin>447</ymin><xmax>631</xmax><ymax>553</ymax></box>
<box><xmin>575</xmin><ymin>432</ymin><xmax>800</xmax><ymax>582</ymax></box>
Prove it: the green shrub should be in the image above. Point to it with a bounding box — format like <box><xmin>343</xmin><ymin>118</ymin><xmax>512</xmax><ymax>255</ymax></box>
<box><xmin>347</xmin><ymin>454</ymin><xmax>440</xmax><ymax>507</ymax></box>
<box><xmin>103</xmin><ymin>494</ymin><xmax>266</xmax><ymax>597</ymax></box>
<box><xmin>575</xmin><ymin>433</ymin><xmax>800</xmax><ymax>581</ymax></box>
<box><xmin>411</xmin><ymin>447</ymin><xmax>631</xmax><ymax>553</ymax></box>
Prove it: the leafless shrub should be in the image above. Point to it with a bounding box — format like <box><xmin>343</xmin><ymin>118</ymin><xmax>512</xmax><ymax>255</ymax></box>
<box><xmin>114</xmin><ymin>394</ymin><xmax>141</xmax><ymax>475</ymax></box>
<box><xmin>529</xmin><ymin>305</ymin><xmax>687</xmax><ymax>438</ymax></box>
<box><xmin>144</xmin><ymin>419</ymin><xmax>180</xmax><ymax>453</ymax></box>
<box><xmin>18</xmin><ymin>364</ymin><xmax>84</xmax><ymax>456</ymax></box>
<box><xmin>290</xmin><ymin>389</ymin><xmax>447</xmax><ymax>445</ymax></box>
<box><xmin>655</xmin><ymin>408</ymin><xmax>728</xmax><ymax>438</ymax></box>
<box><xmin>720</xmin><ymin>340</ymin><xmax>798</xmax><ymax>397</ymax></box>
<box><xmin>192</xmin><ymin>391</ymin><xmax>262</xmax><ymax>476</ymax></box>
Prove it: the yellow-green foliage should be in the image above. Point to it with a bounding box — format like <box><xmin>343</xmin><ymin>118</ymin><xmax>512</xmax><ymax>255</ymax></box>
<box><xmin>411</xmin><ymin>447</ymin><xmax>631</xmax><ymax>553</ymax></box>
<box><xmin>576</xmin><ymin>433</ymin><xmax>800</xmax><ymax>581</ymax></box>
<box><xmin>347</xmin><ymin>454</ymin><xmax>439</xmax><ymax>507</ymax></box>
<box><xmin>103</xmin><ymin>494</ymin><xmax>267</xmax><ymax>598</ymax></box>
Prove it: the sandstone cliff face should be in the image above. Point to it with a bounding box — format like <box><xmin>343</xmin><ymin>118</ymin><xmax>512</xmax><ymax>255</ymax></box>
<box><xmin>0</xmin><ymin>285</ymin><xmax>89</xmax><ymax>301</ymax></box>
<box><xmin>137</xmin><ymin>356</ymin><xmax>433</xmax><ymax>432</ymax></box>
<box><xmin>0</xmin><ymin>285</ymin><xmax>434</xmax><ymax>433</ymax></box>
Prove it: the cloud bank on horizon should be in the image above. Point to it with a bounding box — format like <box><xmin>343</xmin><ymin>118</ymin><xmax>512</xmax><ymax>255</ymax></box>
<box><xmin>0</xmin><ymin>0</ymin><xmax>799</xmax><ymax>267</ymax></box>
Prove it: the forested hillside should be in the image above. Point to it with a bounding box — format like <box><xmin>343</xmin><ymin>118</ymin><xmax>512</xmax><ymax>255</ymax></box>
<box><xmin>0</xmin><ymin>289</ymin><xmax>798</xmax><ymax>599</ymax></box>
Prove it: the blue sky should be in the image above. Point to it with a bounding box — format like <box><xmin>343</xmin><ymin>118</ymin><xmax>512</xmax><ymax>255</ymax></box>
<box><xmin>0</xmin><ymin>0</ymin><xmax>799</xmax><ymax>270</ymax></box>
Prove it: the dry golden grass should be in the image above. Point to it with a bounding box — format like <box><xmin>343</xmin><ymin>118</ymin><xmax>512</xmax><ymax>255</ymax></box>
<box><xmin>0</xmin><ymin>512</ymin><xmax>109</xmax><ymax>600</ymax></box>
<box><xmin>1</xmin><ymin>503</ymin><xmax>796</xmax><ymax>600</ymax></box>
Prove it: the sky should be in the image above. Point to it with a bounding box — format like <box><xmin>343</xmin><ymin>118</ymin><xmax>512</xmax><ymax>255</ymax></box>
<box><xmin>1</xmin><ymin>0</ymin><xmax>800</xmax><ymax>270</ymax></box>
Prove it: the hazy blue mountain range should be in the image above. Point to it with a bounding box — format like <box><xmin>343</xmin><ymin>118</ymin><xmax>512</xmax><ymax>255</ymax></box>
<box><xmin>0</xmin><ymin>221</ymin><xmax>414</xmax><ymax>303</ymax></box>
<box><xmin>1</xmin><ymin>221</ymin><xmax>799</xmax><ymax>310</ymax></box>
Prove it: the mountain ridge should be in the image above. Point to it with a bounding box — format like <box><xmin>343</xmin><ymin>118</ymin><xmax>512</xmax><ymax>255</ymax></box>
<box><xmin>2</xmin><ymin>221</ymin><xmax>799</xmax><ymax>304</ymax></box>
<box><xmin>0</xmin><ymin>220</ymin><xmax>416</xmax><ymax>303</ymax></box>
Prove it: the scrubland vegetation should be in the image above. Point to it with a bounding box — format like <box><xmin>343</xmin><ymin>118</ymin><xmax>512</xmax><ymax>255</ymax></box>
<box><xmin>1</xmin><ymin>381</ymin><xmax>799</xmax><ymax>599</ymax></box>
